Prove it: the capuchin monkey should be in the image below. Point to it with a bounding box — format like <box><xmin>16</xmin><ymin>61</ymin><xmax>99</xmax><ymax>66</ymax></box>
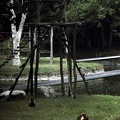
<box><xmin>29</xmin><ymin>98</ymin><xmax>35</xmax><ymax>107</ymax></box>
<box><xmin>77</xmin><ymin>113</ymin><xmax>89</xmax><ymax>120</ymax></box>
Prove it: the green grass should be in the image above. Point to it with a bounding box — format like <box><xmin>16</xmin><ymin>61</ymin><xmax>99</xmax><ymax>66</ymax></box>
<box><xmin>0</xmin><ymin>94</ymin><xmax>120</xmax><ymax>120</ymax></box>
<box><xmin>0</xmin><ymin>57</ymin><xmax>102</xmax><ymax>76</ymax></box>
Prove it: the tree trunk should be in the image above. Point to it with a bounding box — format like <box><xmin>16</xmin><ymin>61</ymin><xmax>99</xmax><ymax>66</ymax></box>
<box><xmin>11</xmin><ymin>14</ymin><xmax>26</xmax><ymax>66</ymax></box>
<box><xmin>12</xmin><ymin>13</ymin><xmax>27</xmax><ymax>66</ymax></box>
<box><xmin>108</xmin><ymin>26</ymin><xmax>113</xmax><ymax>48</ymax></box>
<box><xmin>101</xmin><ymin>25</ymin><xmax>106</xmax><ymax>48</ymax></box>
<box><xmin>8</xmin><ymin>0</ymin><xmax>27</xmax><ymax>66</ymax></box>
<box><xmin>101</xmin><ymin>21</ymin><xmax>113</xmax><ymax>49</ymax></box>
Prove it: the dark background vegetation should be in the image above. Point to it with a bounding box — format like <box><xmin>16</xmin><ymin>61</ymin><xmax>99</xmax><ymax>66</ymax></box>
<box><xmin>0</xmin><ymin>0</ymin><xmax>120</xmax><ymax>54</ymax></box>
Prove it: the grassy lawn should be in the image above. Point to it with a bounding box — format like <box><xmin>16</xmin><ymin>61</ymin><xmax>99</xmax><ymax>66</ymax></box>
<box><xmin>1</xmin><ymin>57</ymin><xmax>117</xmax><ymax>120</ymax></box>
<box><xmin>0</xmin><ymin>94</ymin><xmax>120</xmax><ymax>120</ymax></box>
<box><xmin>0</xmin><ymin>57</ymin><xmax>102</xmax><ymax>76</ymax></box>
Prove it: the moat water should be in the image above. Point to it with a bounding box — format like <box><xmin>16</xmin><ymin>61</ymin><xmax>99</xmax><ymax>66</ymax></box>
<box><xmin>78</xmin><ymin>62</ymin><xmax>120</xmax><ymax>96</ymax></box>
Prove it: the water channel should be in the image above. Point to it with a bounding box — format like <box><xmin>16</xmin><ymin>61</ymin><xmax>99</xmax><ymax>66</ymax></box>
<box><xmin>1</xmin><ymin>50</ymin><xmax>120</xmax><ymax>95</ymax></box>
<box><xmin>78</xmin><ymin>60</ymin><xmax>120</xmax><ymax>96</ymax></box>
<box><xmin>102</xmin><ymin>62</ymin><xmax>120</xmax><ymax>95</ymax></box>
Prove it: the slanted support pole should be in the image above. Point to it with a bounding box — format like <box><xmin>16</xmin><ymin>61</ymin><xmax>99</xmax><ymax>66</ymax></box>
<box><xmin>63</xmin><ymin>27</ymin><xmax>73</xmax><ymax>97</ymax></box>
<box><xmin>8</xmin><ymin>26</ymin><xmax>49</xmax><ymax>100</ymax></box>
<box><xmin>8</xmin><ymin>26</ymin><xmax>34</xmax><ymax>100</ymax></box>
<box><xmin>62</xmin><ymin>26</ymin><xmax>73</xmax><ymax>97</ymax></box>
<box><xmin>63</xmin><ymin>38</ymin><xmax>91</xmax><ymax>96</ymax></box>
<box><xmin>59</xmin><ymin>26</ymin><xmax>65</xmax><ymax>96</ymax></box>
<box><xmin>7</xmin><ymin>59</ymin><xmax>29</xmax><ymax>100</ymax></box>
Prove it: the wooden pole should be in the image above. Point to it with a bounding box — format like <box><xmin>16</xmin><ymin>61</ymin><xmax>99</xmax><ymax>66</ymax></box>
<box><xmin>66</xmin><ymin>35</ymin><xmax>73</xmax><ymax>97</ymax></box>
<box><xmin>26</xmin><ymin>69</ymin><xmax>30</xmax><ymax>94</ymax></box>
<box><xmin>37</xmin><ymin>0</ymin><xmax>40</xmax><ymax>24</ymax></box>
<box><xmin>34</xmin><ymin>26</ymin><xmax>40</xmax><ymax>97</ymax></box>
<box><xmin>59</xmin><ymin>26</ymin><xmax>65</xmax><ymax>96</ymax></box>
<box><xmin>30</xmin><ymin>26</ymin><xmax>34</xmax><ymax>96</ymax></box>
<box><xmin>8</xmin><ymin>27</ymin><xmax>49</xmax><ymax>100</ymax></box>
<box><xmin>73</xmin><ymin>0</ymin><xmax>77</xmax><ymax>99</ymax></box>
<box><xmin>26</xmin><ymin>26</ymin><xmax>32</xmax><ymax>95</ymax></box>
<box><xmin>29</xmin><ymin>27</ymin><xmax>31</xmax><ymax>52</ymax></box>
<box><xmin>7</xmin><ymin>57</ymin><xmax>30</xmax><ymax>100</ymax></box>
<box><xmin>73</xmin><ymin>25</ymin><xmax>77</xmax><ymax>99</ymax></box>
<box><xmin>64</xmin><ymin>0</ymin><xmax>67</xmax><ymax>22</ymax></box>
<box><xmin>33</xmin><ymin>26</ymin><xmax>37</xmax><ymax>63</ymax></box>
<box><xmin>50</xmin><ymin>26</ymin><xmax>53</xmax><ymax>64</ymax></box>
<box><xmin>63</xmin><ymin>40</ymin><xmax>91</xmax><ymax>96</ymax></box>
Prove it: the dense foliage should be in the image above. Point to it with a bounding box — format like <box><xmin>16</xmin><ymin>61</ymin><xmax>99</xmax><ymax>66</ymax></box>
<box><xmin>67</xmin><ymin>0</ymin><xmax>120</xmax><ymax>49</ymax></box>
<box><xmin>67</xmin><ymin>0</ymin><xmax>120</xmax><ymax>27</ymax></box>
<box><xmin>0</xmin><ymin>0</ymin><xmax>120</xmax><ymax>50</ymax></box>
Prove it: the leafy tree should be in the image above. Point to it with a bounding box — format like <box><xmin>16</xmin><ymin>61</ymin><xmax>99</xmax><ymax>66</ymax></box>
<box><xmin>0</xmin><ymin>0</ymin><xmax>29</xmax><ymax>66</ymax></box>
<box><xmin>67</xmin><ymin>0</ymin><xmax>120</xmax><ymax>48</ymax></box>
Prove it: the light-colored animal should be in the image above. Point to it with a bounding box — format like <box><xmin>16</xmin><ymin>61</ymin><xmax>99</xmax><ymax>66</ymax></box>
<box><xmin>77</xmin><ymin>113</ymin><xmax>89</xmax><ymax>120</ymax></box>
<box><xmin>0</xmin><ymin>90</ymin><xmax>26</xmax><ymax>100</ymax></box>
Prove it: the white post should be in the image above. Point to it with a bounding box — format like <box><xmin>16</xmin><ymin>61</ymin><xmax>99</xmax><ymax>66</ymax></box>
<box><xmin>29</xmin><ymin>27</ymin><xmax>31</xmax><ymax>50</ymax></box>
<box><xmin>22</xmin><ymin>0</ymin><xmax>23</xmax><ymax>4</ymax></box>
<box><xmin>50</xmin><ymin>26</ymin><xmax>53</xmax><ymax>64</ymax></box>
<box><xmin>33</xmin><ymin>26</ymin><xmax>37</xmax><ymax>63</ymax></box>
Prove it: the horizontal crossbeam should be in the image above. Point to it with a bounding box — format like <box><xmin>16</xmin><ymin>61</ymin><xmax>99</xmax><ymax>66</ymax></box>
<box><xmin>76</xmin><ymin>55</ymin><xmax>120</xmax><ymax>62</ymax></box>
<box><xmin>26</xmin><ymin>22</ymin><xmax>81</xmax><ymax>27</ymax></box>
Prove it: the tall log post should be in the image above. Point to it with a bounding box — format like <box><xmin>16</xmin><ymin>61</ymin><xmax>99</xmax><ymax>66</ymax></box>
<box><xmin>34</xmin><ymin>26</ymin><xmax>40</xmax><ymax>97</ymax></box>
<box><xmin>50</xmin><ymin>26</ymin><xmax>54</xmax><ymax>64</ymax></box>
<box><xmin>66</xmin><ymin>35</ymin><xmax>73</xmax><ymax>97</ymax></box>
<box><xmin>29</xmin><ymin>26</ymin><xmax>34</xmax><ymax>96</ymax></box>
<box><xmin>59</xmin><ymin>26</ymin><xmax>65</xmax><ymax>96</ymax></box>
<box><xmin>26</xmin><ymin>26</ymin><xmax>32</xmax><ymax>94</ymax></box>
<box><xmin>73</xmin><ymin>25</ymin><xmax>77</xmax><ymax>99</ymax></box>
